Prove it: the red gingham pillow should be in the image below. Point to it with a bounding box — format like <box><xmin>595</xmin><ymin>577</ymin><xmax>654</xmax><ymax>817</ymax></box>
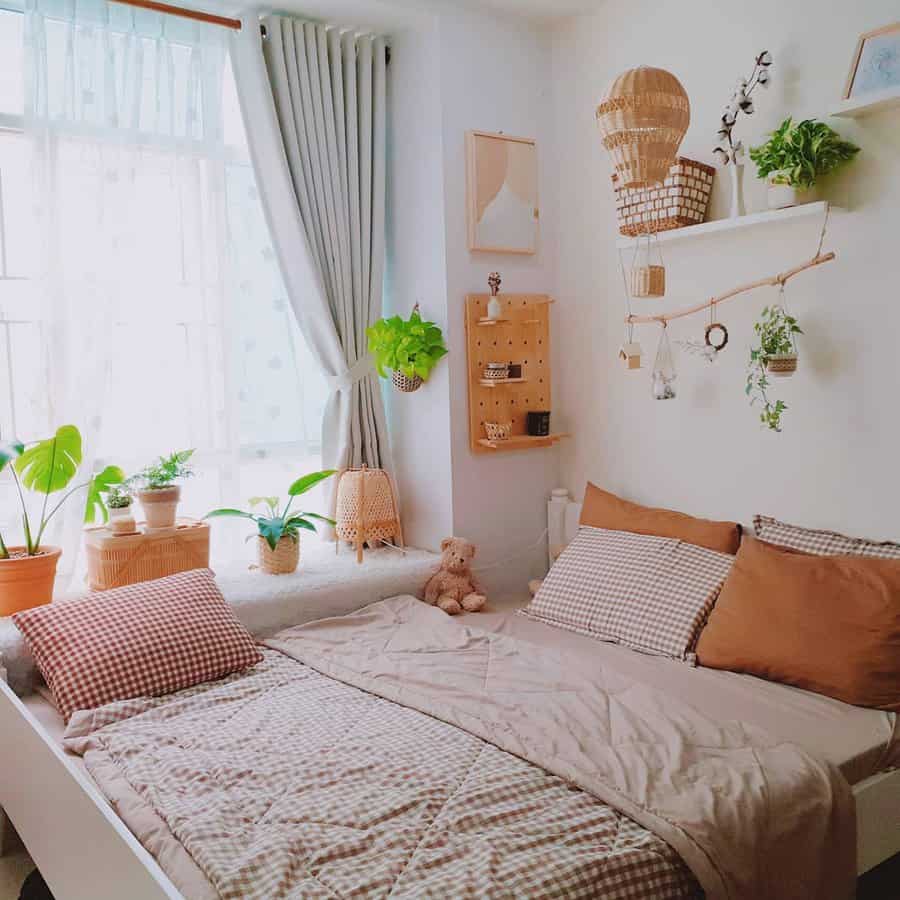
<box><xmin>13</xmin><ymin>568</ymin><xmax>262</xmax><ymax>721</ymax></box>
<box><xmin>521</xmin><ymin>526</ymin><xmax>733</xmax><ymax>664</ymax></box>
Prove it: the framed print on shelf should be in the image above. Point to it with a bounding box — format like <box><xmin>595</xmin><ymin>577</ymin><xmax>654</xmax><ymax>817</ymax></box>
<box><xmin>843</xmin><ymin>22</ymin><xmax>900</xmax><ymax>99</ymax></box>
<box><xmin>466</xmin><ymin>130</ymin><xmax>539</xmax><ymax>255</ymax></box>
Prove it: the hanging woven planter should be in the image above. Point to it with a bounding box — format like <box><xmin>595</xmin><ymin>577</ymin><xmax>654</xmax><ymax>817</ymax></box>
<box><xmin>596</xmin><ymin>67</ymin><xmax>690</xmax><ymax>189</ymax></box>
<box><xmin>392</xmin><ymin>370</ymin><xmax>423</xmax><ymax>393</ymax></box>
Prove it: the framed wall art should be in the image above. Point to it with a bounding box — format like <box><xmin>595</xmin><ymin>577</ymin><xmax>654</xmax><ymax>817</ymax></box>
<box><xmin>466</xmin><ymin>130</ymin><xmax>539</xmax><ymax>255</ymax></box>
<box><xmin>843</xmin><ymin>22</ymin><xmax>900</xmax><ymax>99</ymax></box>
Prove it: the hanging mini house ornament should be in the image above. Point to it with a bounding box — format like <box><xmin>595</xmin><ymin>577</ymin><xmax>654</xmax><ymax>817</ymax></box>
<box><xmin>619</xmin><ymin>341</ymin><xmax>643</xmax><ymax>370</ymax></box>
<box><xmin>630</xmin><ymin>233</ymin><xmax>666</xmax><ymax>298</ymax></box>
<box><xmin>651</xmin><ymin>325</ymin><xmax>677</xmax><ymax>399</ymax></box>
<box><xmin>596</xmin><ymin>67</ymin><xmax>691</xmax><ymax>189</ymax></box>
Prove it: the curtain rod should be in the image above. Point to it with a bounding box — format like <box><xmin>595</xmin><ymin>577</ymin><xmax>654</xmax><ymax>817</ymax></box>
<box><xmin>109</xmin><ymin>0</ymin><xmax>242</xmax><ymax>30</ymax></box>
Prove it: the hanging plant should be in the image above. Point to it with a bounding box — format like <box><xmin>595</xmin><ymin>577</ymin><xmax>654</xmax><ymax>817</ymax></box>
<box><xmin>367</xmin><ymin>305</ymin><xmax>448</xmax><ymax>392</ymax></box>
<box><xmin>746</xmin><ymin>305</ymin><xmax>802</xmax><ymax>432</ymax></box>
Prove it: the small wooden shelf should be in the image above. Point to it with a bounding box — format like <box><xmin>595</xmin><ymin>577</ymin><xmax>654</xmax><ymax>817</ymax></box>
<box><xmin>615</xmin><ymin>201</ymin><xmax>838</xmax><ymax>249</ymax></box>
<box><xmin>478</xmin><ymin>433</ymin><xmax>569</xmax><ymax>451</ymax></box>
<box><xmin>479</xmin><ymin>377</ymin><xmax>528</xmax><ymax>388</ymax></box>
<box><xmin>477</xmin><ymin>318</ymin><xmax>511</xmax><ymax>326</ymax></box>
<box><xmin>830</xmin><ymin>87</ymin><xmax>900</xmax><ymax>119</ymax></box>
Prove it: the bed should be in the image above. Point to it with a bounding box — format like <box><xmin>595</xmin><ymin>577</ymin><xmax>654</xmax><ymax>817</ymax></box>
<box><xmin>0</xmin><ymin>504</ymin><xmax>897</xmax><ymax>899</ymax></box>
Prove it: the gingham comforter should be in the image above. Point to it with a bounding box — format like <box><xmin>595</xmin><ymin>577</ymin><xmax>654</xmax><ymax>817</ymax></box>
<box><xmin>63</xmin><ymin>596</ymin><xmax>855</xmax><ymax>900</ymax></box>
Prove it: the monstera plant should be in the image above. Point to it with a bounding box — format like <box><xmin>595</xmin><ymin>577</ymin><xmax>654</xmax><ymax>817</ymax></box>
<box><xmin>0</xmin><ymin>425</ymin><xmax>124</xmax><ymax>614</ymax></box>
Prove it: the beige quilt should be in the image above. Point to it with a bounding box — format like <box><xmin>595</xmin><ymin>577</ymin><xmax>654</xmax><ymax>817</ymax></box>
<box><xmin>64</xmin><ymin>596</ymin><xmax>855</xmax><ymax>900</ymax></box>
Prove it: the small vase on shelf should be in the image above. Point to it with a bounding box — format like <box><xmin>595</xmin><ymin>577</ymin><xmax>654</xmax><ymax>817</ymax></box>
<box><xmin>728</xmin><ymin>162</ymin><xmax>746</xmax><ymax>218</ymax></box>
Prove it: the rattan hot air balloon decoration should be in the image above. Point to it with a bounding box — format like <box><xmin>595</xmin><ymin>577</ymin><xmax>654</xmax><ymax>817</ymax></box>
<box><xmin>596</xmin><ymin>67</ymin><xmax>690</xmax><ymax>189</ymax></box>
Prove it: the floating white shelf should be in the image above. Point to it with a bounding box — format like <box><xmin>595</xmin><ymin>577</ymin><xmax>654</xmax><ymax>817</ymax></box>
<box><xmin>830</xmin><ymin>86</ymin><xmax>900</xmax><ymax>119</ymax></box>
<box><xmin>615</xmin><ymin>201</ymin><xmax>838</xmax><ymax>250</ymax></box>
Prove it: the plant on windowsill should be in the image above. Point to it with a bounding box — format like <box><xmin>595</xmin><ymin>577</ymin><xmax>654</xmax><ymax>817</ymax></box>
<box><xmin>749</xmin><ymin>118</ymin><xmax>860</xmax><ymax>210</ymax></box>
<box><xmin>105</xmin><ymin>485</ymin><xmax>137</xmax><ymax>536</ymax></box>
<box><xmin>746</xmin><ymin>305</ymin><xmax>802</xmax><ymax>433</ymax></box>
<box><xmin>0</xmin><ymin>425</ymin><xmax>125</xmax><ymax>615</ymax></box>
<box><xmin>204</xmin><ymin>469</ymin><xmax>336</xmax><ymax>575</ymax></box>
<box><xmin>129</xmin><ymin>449</ymin><xmax>195</xmax><ymax>530</ymax></box>
<box><xmin>367</xmin><ymin>304</ymin><xmax>448</xmax><ymax>393</ymax></box>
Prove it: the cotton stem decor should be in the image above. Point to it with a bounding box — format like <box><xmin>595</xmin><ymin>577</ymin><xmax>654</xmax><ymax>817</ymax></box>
<box><xmin>596</xmin><ymin>67</ymin><xmax>690</xmax><ymax>189</ymax></box>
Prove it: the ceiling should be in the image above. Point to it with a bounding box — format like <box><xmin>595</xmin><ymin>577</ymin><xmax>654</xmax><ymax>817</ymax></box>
<box><xmin>433</xmin><ymin>0</ymin><xmax>602</xmax><ymax>22</ymax></box>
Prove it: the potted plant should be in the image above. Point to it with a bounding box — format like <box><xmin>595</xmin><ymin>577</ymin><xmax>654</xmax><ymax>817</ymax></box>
<box><xmin>204</xmin><ymin>469</ymin><xmax>336</xmax><ymax>575</ymax></box>
<box><xmin>750</xmin><ymin>118</ymin><xmax>860</xmax><ymax>209</ymax></box>
<box><xmin>105</xmin><ymin>485</ymin><xmax>136</xmax><ymax>535</ymax></box>
<box><xmin>746</xmin><ymin>306</ymin><xmax>803</xmax><ymax>432</ymax></box>
<box><xmin>0</xmin><ymin>425</ymin><xmax>124</xmax><ymax>614</ymax></box>
<box><xmin>367</xmin><ymin>304</ymin><xmax>448</xmax><ymax>393</ymax></box>
<box><xmin>130</xmin><ymin>449</ymin><xmax>194</xmax><ymax>529</ymax></box>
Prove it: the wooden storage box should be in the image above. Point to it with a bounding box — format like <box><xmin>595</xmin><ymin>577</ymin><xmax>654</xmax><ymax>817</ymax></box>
<box><xmin>613</xmin><ymin>157</ymin><xmax>714</xmax><ymax>237</ymax></box>
<box><xmin>84</xmin><ymin>519</ymin><xmax>210</xmax><ymax>591</ymax></box>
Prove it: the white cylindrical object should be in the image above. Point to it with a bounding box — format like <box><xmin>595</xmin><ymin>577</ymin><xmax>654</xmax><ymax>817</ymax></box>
<box><xmin>548</xmin><ymin>488</ymin><xmax>570</xmax><ymax>568</ymax></box>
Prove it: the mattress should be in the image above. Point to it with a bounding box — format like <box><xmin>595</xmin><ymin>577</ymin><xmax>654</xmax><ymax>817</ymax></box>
<box><xmin>465</xmin><ymin>603</ymin><xmax>900</xmax><ymax>785</ymax></box>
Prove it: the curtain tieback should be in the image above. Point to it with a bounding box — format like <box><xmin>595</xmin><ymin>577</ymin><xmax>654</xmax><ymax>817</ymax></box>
<box><xmin>326</xmin><ymin>356</ymin><xmax>375</xmax><ymax>394</ymax></box>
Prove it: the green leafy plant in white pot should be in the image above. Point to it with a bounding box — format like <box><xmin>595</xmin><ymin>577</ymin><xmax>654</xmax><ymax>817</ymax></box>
<box><xmin>0</xmin><ymin>425</ymin><xmax>124</xmax><ymax>614</ymax></box>
<box><xmin>746</xmin><ymin>305</ymin><xmax>803</xmax><ymax>432</ymax></box>
<box><xmin>749</xmin><ymin>118</ymin><xmax>859</xmax><ymax>210</ymax></box>
<box><xmin>367</xmin><ymin>305</ymin><xmax>448</xmax><ymax>393</ymax></box>
<box><xmin>105</xmin><ymin>485</ymin><xmax>136</xmax><ymax>535</ymax></box>
<box><xmin>129</xmin><ymin>449</ymin><xmax>195</xmax><ymax>530</ymax></box>
<box><xmin>205</xmin><ymin>469</ymin><xmax>336</xmax><ymax>574</ymax></box>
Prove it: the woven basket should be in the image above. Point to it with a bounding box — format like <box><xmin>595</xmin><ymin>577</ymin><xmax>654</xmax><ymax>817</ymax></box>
<box><xmin>613</xmin><ymin>157</ymin><xmax>714</xmax><ymax>237</ymax></box>
<box><xmin>257</xmin><ymin>535</ymin><xmax>300</xmax><ymax>574</ymax></box>
<box><xmin>335</xmin><ymin>466</ymin><xmax>403</xmax><ymax>563</ymax></box>
<box><xmin>392</xmin><ymin>370</ymin><xmax>423</xmax><ymax>393</ymax></box>
<box><xmin>484</xmin><ymin>421</ymin><xmax>512</xmax><ymax>441</ymax></box>
<box><xmin>84</xmin><ymin>519</ymin><xmax>210</xmax><ymax>591</ymax></box>
<box><xmin>630</xmin><ymin>265</ymin><xmax>666</xmax><ymax>298</ymax></box>
<box><xmin>765</xmin><ymin>353</ymin><xmax>798</xmax><ymax>377</ymax></box>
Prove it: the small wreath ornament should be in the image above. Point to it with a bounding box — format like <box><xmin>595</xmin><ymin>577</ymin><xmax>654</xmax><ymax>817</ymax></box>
<box><xmin>704</xmin><ymin>322</ymin><xmax>729</xmax><ymax>352</ymax></box>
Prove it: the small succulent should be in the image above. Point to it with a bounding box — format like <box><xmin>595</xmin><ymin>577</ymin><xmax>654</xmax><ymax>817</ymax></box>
<box><xmin>713</xmin><ymin>51</ymin><xmax>773</xmax><ymax>166</ymax></box>
<box><xmin>106</xmin><ymin>485</ymin><xmax>133</xmax><ymax>509</ymax></box>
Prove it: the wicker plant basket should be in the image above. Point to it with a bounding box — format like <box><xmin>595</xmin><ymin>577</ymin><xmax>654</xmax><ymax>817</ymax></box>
<box><xmin>613</xmin><ymin>157</ymin><xmax>714</xmax><ymax>237</ymax></box>
<box><xmin>257</xmin><ymin>535</ymin><xmax>300</xmax><ymax>574</ymax></box>
<box><xmin>335</xmin><ymin>465</ymin><xmax>403</xmax><ymax>563</ymax></box>
<box><xmin>630</xmin><ymin>265</ymin><xmax>666</xmax><ymax>298</ymax></box>
<box><xmin>765</xmin><ymin>353</ymin><xmax>798</xmax><ymax>377</ymax></box>
<box><xmin>392</xmin><ymin>370</ymin><xmax>423</xmax><ymax>393</ymax></box>
<box><xmin>84</xmin><ymin>519</ymin><xmax>210</xmax><ymax>591</ymax></box>
<box><xmin>484</xmin><ymin>421</ymin><xmax>512</xmax><ymax>441</ymax></box>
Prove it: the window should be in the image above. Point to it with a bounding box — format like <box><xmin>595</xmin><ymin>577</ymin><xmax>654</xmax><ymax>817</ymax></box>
<box><xmin>0</xmin><ymin>7</ymin><xmax>327</xmax><ymax>572</ymax></box>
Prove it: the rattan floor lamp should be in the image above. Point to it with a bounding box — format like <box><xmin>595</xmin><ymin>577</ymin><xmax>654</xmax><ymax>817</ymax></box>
<box><xmin>334</xmin><ymin>466</ymin><xmax>404</xmax><ymax>563</ymax></box>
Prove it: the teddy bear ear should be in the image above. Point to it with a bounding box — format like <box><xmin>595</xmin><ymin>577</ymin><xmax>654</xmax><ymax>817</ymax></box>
<box><xmin>441</xmin><ymin>537</ymin><xmax>453</xmax><ymax>551</ymax></box>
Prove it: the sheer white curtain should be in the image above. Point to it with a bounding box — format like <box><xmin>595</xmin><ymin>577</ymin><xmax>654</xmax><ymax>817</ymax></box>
<box><xmin>14</xmin><ymin>0</ymin><xmax>325</xmax><ymax>583</ymax></box>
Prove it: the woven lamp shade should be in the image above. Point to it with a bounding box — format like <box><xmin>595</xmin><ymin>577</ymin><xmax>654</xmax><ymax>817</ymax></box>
<box><xmin>596</xmin><ymin>67</ymin><xmax>690</xmax><ymax>189</ymax></box>
<box><xmin>334</xmin><ymin>465</ymin><xmax>404</xmax><ymax>563</ymax></box>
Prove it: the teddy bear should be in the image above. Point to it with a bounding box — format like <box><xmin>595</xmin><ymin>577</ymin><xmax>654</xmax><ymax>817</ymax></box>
<box><xmin>422</xmin><ymin>536</ymin><xmax>487</xmax><ymax>615</ymax></box>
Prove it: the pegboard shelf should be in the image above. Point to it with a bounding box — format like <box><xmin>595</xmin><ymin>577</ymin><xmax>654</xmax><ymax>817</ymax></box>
<box><xmin>477</xmin><ymin>318</ymin><xmax>511</xmax><ymax>326</ymax></box>
<box><xmin>466</xmin><ymin>292</ymin><xmax>562</xmax><ymax>454</ymax></box>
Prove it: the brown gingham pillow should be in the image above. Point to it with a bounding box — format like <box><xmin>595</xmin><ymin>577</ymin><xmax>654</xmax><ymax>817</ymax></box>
<box><xmin>521</xmin><ymin>526</ymin><xmax>733</xmax><ymax>664</ymax></box>
<box><xmin>754</xmin><ymin>515</ymin><xmax>900</xmax><ymax>559</ymax></box>
<box><xmin>13</xmin><ymin>568</ymin><xmax>262</xmax><ymax>721</ymax></box>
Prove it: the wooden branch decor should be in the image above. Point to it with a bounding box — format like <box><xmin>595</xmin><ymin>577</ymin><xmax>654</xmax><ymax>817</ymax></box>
<box><xmin>625</xmin><ymin>251</ymin><xmax>835</xmax><ymax>325</ymax></box>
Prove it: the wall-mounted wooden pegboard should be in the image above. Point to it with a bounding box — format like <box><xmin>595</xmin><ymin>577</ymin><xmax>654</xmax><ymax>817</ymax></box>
<box><xmin>465</xmin><ymin>293</ymin><xmax>568</xmax><ymax>453</ymax></box>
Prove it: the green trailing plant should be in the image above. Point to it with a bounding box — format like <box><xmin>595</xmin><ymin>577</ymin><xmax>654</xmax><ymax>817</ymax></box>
<box><xmin>367</xmin><ymin>308</ymin><xmax>448</xmax><ymax>382</ymax></box>
<box><xmin>204</xmin><ymin>469</ymin><xmax>337</xmax><ymax>550</ymax></box>
<box><xmin>746</xmin><ymin>306</ymin><xmax>802</xmax><ymax>432</ymax></box>
<box><xmin>0</xmin><ymin>425</ymin><xmax>125</xmax><ymax>558</ymax></box>
<box><xmin>106</xmin><ymin>485</ymin><xmax>133</xmax><ymax>509</ymax></box>
<box><xmin>749</xmin><ymin>118</ymin><xmax>859</xmax><ymax>189</ymax></box>
<box><xmin>130</xmin><ymin>449</ymin><xmax>195</xmax><ymax>490</ymax></box>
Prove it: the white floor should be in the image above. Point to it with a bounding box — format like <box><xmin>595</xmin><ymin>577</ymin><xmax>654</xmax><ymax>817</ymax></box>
<box><xmin>0</xmin><ymin>849</ymin><xmax>30</xmax><ymax>899</ymax></box>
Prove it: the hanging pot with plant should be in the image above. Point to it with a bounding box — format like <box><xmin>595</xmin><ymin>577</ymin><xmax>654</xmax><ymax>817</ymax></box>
<box><xmin>0</xmin><ymin>426</ymin><xmax>124</xmax><ymax>615</ymax></box>
<box><xmin>746</xmin><ymin>302</ymin><xmax>802</xmax><ymax>432</ymax></box>
<box><xmin>367</xmin><ymin>304</ymin><xmax>448</xmax><ymax>394</ymax></box>
<box><xmin>130</xmin><ymin>449</ymin><xmax>195</xmax><ymax>530</ymax></box>
<box><xmin>204</xmin><ymin>469</ymin><xmax>336</xmax><ymax>575</ymax></box>
<box><xmin>749</xmin><ymin>118</ymin><xmax>859</xmax><ymax>210</ymax></box>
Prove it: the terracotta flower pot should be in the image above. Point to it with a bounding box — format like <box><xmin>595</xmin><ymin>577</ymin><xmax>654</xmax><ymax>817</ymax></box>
<box><xmin>0</xmin><ymin>546</ymin><xmax>62</xmax><ymax>617</ymax></box>
<box><xmin>257</xmin><ymin>535</ymin><xmax>300</xmax><ymax>575</ymax></box>
<box><xmin>137</xmin><ymin>485</ymin><xmax>181</xmax><ymax>530</ymax></box>
<box><xmin>108</xmin><ymin>506</ymin><xmax>137</xmax><ymax>535</ymax></box>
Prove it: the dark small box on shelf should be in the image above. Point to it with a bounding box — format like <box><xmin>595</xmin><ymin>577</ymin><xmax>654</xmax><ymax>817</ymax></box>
<box><xmin>526</xmin><ymin>410</ymin><xmax>551</xmax><ymax>436</ymax></box>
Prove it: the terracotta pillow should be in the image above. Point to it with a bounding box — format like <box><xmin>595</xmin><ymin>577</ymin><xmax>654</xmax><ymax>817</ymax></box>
<box><xmin>580</xmin><ymin>483</ymin><xmax>741</xmax><ymax>555</ymax></box>
<box><xmin>13</xmin><ymin>568</ymin><xmax>262</xmax><ymax>721</ymax></box>
<box><xmin>696</xmin><ymin>537</ymin><xmax>900</xmax><ymax>711</ymax></box>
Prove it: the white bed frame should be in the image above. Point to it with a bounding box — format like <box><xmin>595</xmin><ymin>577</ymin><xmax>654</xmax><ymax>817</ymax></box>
<box><xmin>548</xmin><ymin>488</ymin><xmax>900</xmax><ymax>876</ymax></box>
<box><xmin>0</xmin><ymin>497</ymin><xmax>896</xmax><ymax>898</ymax></box>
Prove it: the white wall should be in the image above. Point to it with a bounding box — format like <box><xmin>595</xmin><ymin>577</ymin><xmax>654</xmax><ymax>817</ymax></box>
<box><xmin>552</xmin><ymin>0</ymin><xmax>900</xmax><ymax>539</ymax></box>
<box><xmin>436</xmin><ymin>8</ymin><xmax>561</xmax><ymax>593</ymax></box>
